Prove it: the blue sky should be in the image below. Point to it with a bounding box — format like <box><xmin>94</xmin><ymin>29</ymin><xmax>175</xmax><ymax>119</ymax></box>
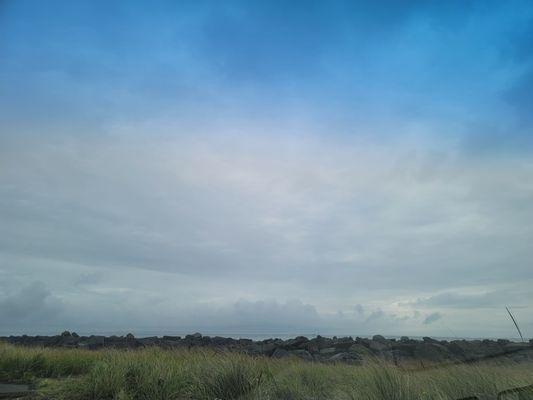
<box><xmin>2</xmin><ymin>0</ymin><xmax>533</xmax><ymax>145</ymax></box>
<box><xmin>1</xmin><ymin>1</ymin><xmax>533</xmax><ymax>337</ymax></box>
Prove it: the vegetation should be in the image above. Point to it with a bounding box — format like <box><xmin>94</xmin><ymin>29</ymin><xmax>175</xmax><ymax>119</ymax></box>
<box><xmin>1</xmin><ymin>342</ymin><xmax>532</xmax><ymax>399</ymax></box>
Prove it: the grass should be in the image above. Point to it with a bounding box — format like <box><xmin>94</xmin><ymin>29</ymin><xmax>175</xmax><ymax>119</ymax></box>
<box><xmin>1</xmin><ymin>342</ymin><xmax>532</xmax><ymax>399</ymax></box>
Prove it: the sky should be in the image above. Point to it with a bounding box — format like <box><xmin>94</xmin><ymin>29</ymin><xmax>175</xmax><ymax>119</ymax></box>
<box><xmin>1</xmin><ymin>0</ymin><xmax>533</xmax><ymax>339</ymax></box>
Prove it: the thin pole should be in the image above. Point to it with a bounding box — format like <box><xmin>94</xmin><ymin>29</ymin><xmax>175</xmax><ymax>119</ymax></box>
<box><xmin>506</xmin><ymin>306</ymin><xmax>524</xmax><ymax>343</ymax></box>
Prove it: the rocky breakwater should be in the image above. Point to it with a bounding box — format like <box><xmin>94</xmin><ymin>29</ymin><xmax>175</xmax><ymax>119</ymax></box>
<box><xmin>2</xmin><ymin>332</ymin><xmax>533</xmax><ymax>366</ymax></box>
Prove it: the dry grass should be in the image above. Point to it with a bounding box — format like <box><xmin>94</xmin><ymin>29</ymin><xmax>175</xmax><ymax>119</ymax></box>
<box><xmin>1</xmin><ymin>342</ymin><xmax>532</xmax><ymax>399</ymax></box>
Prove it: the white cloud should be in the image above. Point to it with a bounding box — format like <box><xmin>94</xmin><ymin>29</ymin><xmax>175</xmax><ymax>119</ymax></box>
<box><xmin>423</xmin><ymin>312</ymin><xmax>443</xmax><ymax>325</ymax></box>
<box><xmin>1</xmin><ymin>130</ymin><xmax>532</xmax><ymax>337</ymax></box>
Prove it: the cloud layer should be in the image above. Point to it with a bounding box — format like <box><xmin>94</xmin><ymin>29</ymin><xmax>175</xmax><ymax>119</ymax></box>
<box><xmin>1</xmin><ymin>0</ymin><xmax>533</xmax><ymax>338</ymax></box>
<box><xmin>1</xmin><ymin>132</ymin><xmax>532</xmax><ymax>337</ymax></box>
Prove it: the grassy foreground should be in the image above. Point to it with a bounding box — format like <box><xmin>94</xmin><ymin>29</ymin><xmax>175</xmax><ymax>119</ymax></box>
<box><xmin>1</xmin><ymin>342</ymin><xmax>532</xmax><ymax>400</ymax></box>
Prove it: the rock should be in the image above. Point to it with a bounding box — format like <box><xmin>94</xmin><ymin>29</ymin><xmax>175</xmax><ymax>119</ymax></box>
<box><xmin>319</xmin><ymin>347</ymin><xmax>337</xmax><ymax>354</ymax></box>
<box><xmin>284</xmin><ymin>336</ymin><xmax>309</xmax><ymax>349</ymax></box>
<box><xmin>290</xmin><ymin>349</ymin><xmax>313</xmax><ymax>361</ymax></box>
<box><xmin>504</xmin><ymin>342</ymin><xmax>531</xmax><ymax>352</ymax></box>
<box><xmin>138</xmin><ymin>337</ymin><xmax>159</xmax><ymax>346</ymax></box>
<box><xmin>87</xmin><ymin>335</ymin><xmax>105</xmax><ymax>349</ymax></box>
<box><xmin>328</xmin><ymin>352</ymin><xmax>363</xmax><ymax>365</ymax></box>
<box><xmin>244</xmin><ymin>343</ymin><xmax>263</xmax><ymax>355</ymax></box>
<box><xmin>3</xmin><ymin>333</ymin><xmax>530</xmax><ymax>366</ymax></box>
<box><xmin>348</xmin><ymin>344</ymin><xmax>373</xmax><ymax>356</ymax></box>
<box><xmin>272</xmin><ymin>348</ymin><xmax>290</xmax><ymax>358</ymax></box>
<box><xmin>369</xmin><ymin>340</ymin><xmax>389</xmax><ymax>352</ymax></box>
<box><xmin>413</xmin><ymin>343</ymin><xmax>451</xmax><ymax>363</ymax></box>
<box><xmin>260</xmin><ymin>342</ymin><xmax>277</xmax><ymax>355</ymax></box>
<box><xmin>162</xmin><ymin>335</ymin><xmax>181</xmax><ymax>341</ymax></box>
<box><xmin>211</xmin><ymin>336</ymin><xmax>234</xmax><ymax>346</ymax></box>
<box><xmin>372</xmin><ymin>335</ymin><xmax>387</xmax><ymax>343</ymax></box>
<box><xmin>60</xmin><ymin>335</ymin><xmax>79</xmax><ymax>346</ymax></box>
<box><xmin>334</xmin><ymin>337</ymin><xmax>354</xmax><ymax>350</ymax></box>
<box><xmin>386</xmin><ymin>349</ymin><xmax>412</xmax><ymax>364</ymax></box>
<box><xmin>390</xmin><ymin>343</ymin><xmax>415</xmax><ymax>356</ymax></box>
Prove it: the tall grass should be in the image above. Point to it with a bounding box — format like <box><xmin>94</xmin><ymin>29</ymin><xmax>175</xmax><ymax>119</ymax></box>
<box><xmin>1</xmin><ymin>342</ymin><xmax>532</xmax><ymax>399</ymax></box>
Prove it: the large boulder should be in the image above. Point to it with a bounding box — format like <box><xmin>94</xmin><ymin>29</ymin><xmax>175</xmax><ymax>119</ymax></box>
<box><xmin>413</xmin><ymin>343</ymin><xmax>451</xmax><ymax>363</ymax></box>
<box><xmin>86</xmin><ymin>335</ymin><xmax>105</xmax><ymax>349</ymax></box>
<box><xmin>348</xmin><ymin>344</ymin><xmax>374</xmax><ymax>357</ymax></box>
<box><xmin>372</xmin><ymin>335</ymin><xmax>387</xmax><ymax>343</ymax></box>
<box><xmin>290</xmin><ymin>349</ymin><xmax>313</xmax><ymax>361</ymax></box>
<box><xmin>328</xmin><ymin>352</ymin><xmax>362</xmax><ymax>365</ymax></box>
<box><xmin>369</xmin><ymin>340</ymin><xmax>389</xmax><ymax>353</ymax></box>
<box><xmin>272</xmin><ymin>348</ymin><xmax>290</xmax><ymax>358</ymax></box>
<box><xmin>283</xmin><ymin>336</ymin><xmax>309</xmax><ymax>349</ymax></box>
<box><xmin>334</xmin><ymin>337</ymin><xmax>354</xmax><ymax>350</ymax></box>
<box><xmin>319</xmin><ymin>347</ymin><xmax>337</xmax><ymax>355</ymax></box>
<box><xmin>259</xmin><ymin>342</ymin><xmax>278</xmax><ymax>355</ymax></box>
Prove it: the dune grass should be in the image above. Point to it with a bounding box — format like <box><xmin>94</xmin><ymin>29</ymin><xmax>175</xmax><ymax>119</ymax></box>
<box><xmin>1</xmin><ymin>342</ymin><xmax>532</xmax><ymax>399</ymax></box>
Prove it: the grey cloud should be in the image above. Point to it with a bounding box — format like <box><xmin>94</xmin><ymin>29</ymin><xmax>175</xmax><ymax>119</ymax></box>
<box><xmin>0</xmin><ymin>281</ymin><xmax>63</xmax><ymax>323</ymax></box>
<box><xmin>407</xmin><ymin>289</ymin><xmax>532</xmax><ymax>310</ymax></box>
<box><xmin>365</xmin><ymin>310</ymin><xmax>385</xmax><ymax>323</ymax></box>
<box><xmin>75</xmin><ymin>272</ymin><xmax>103</xmax><ymax>286</ymax></box>
<box><xmin>1</xmin><ymin>133</ymin><xmax>533</xmax><ymax>336</ymax></box>
<box><xmin>354</xmin><ymin>304</ymin><xmax>364</xmax><ymax>315</ymax></box>
<box><xmin>423</xmin><ymin>312</ymin><xmax>443</xmax><ymax>325</ymax></box>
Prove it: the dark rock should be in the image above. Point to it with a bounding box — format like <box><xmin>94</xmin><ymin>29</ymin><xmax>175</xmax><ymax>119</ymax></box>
<box><xmin>272</xmin><ymin>348</ymin><xmax>290</xmax><ymax>358</ymax></box>
<box><xmin>3</xmin><ymin>333</ymin><xmax>531</xmax><ymax>366</ymax></box>
<box><xmin>328</xmin><ymin>352</ymin><xmax>362</xmax><ymax>365</ymax></box>
<box><xmin>413</xmin><ymin>343</ymin><xmax>451</xmax><ymax>362</ymax></box>
<box><xmin>284</xmin><ymin>336</ymin><xmax>309</xmax><ymax>349</ymax></box>
<box><xmin>319</xmin><ymin>347</ymin><xmax>336</xmax><ymax>355</ymax></box>
<box><xmin>290</xmin><ymin>349</ymin><xmax>313</xmax><ymax>361</ymax></box>
<box><xmin>349</xmin><ymin>344</ymin><xmax>374</xmax><ymax>356</ymax></box>
<box><xmin>259</xmin><ymin>342</ymin><xmax>277</xmax><ymax>355</ymax></box>
<box><xmin>87</xmin><ymin>335</ymin><xmax>105</xmax><ymax>349</ymax></box>
<box><xmin>369</xmin><ymin>340</ymin><xmax>389</xmax><ymax>352</ymax></box>
<box><xmin>372</xmin><ymin>335</ymin><xmax>387</xmax><ymax>343</ymax></box>
<box><xmin>333</xmin><ymin>337</ymin><xmax>354</xmax><ymax>350</ymax></box>
<box><xmin>162</xmin><ymin>335</ymin><xmax>181</xmax><ymax>341</ymax></box>
<box><xmin>137</xmin><ymin>336</ymin><xmax>159</xmax><ymax>346</ymax></box>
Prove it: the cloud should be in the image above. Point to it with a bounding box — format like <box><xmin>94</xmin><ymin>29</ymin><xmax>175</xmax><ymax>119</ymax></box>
<box><xmin>0</xmin><ymin>281</ymin><xmax>64</xmax><ymax>323</ymax></box>
<box><xmin>1</xmin><ymin>1</ymin><xmax>533</xmax><ymax>337</ymax></box>
<box><xmin>406</xmin><ymin>289</ymin><xmax>533</xmax><ymax>310</ymax></box>
<box><xmin>75</xmin><ymin>272</ymin><xmax>103</xmax><ymax>286</ymax></box>
<box><xmin>0</xmin><ymin>132</ymin><xmax>532</xmax><ymax>336</ymax></box>
<box><xmin>423</xmin><ymin>312</ymin><xmax>443</xmax><ymax>325</ymax></box>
